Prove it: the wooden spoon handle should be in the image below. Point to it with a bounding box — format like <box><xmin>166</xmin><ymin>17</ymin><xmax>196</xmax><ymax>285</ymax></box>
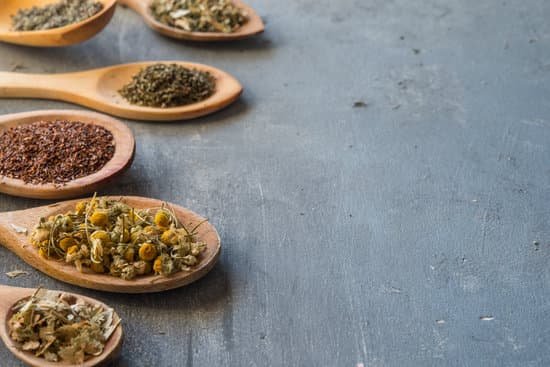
<box><xmin>0</xmin><ymin>285</ymin><xmax>32</xmax><ymax>311</ymax></box>
<box><xmin>0</xmin><ymin>72</ymin><xmax>93</xmax><ymax>102</ymax></box>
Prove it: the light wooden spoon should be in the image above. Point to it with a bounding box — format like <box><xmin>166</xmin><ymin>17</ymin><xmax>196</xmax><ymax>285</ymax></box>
<box><xmin>0</xmin><ymin>285</ymin><xmax>123</xmax><ymax>367</ymax></box>
<box><xmin>0</xmin><ymin>0</ymin><xmax>117</xmax><ymax>47</ymax></box>
<box><xmin>0</xmin><ymin>61</ymin><xmax>243</xmax><ymax>121</ymax></box>
<box><xmin>119</xmin><ymin>0</ymin><xmax>264</xmax><ymax>41</ymax></box>
<box><xmin>0</xmin><ymin>196</ymin><xmax>221</xmax><ymax>293</ymax></box>
<box><xmin>0</xmin><ymin>110</ymin><xmax>135</xmax><ymax>200</ymax></box>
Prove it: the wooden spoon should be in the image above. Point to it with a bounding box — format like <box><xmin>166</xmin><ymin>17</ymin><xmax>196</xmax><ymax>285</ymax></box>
<box><xmin>0</xmin><ymin>110</ymin><xmax>135</xmax><ymax>200</ymax></box>
<box><xmin>0</xmin><ymin>61</ymin><xmax>243</xmax><ymax>121</ymax></box>
<box><xmin>0</xmin><ymin>285</ymin><xmax>123</xmax><ymax>367</ymax></box>
<box><xmin>119</xmin><ymin>0</ymin><xmax>264</xmax><ymax>41</ymax></box>
<box><xmin>0</xmin><ymin>0</ymin><xmax>117</xmax><ymax>47</ymax></box>
<box><xmin>0</xmin><ymin>196</ymin><xmax>221</xmax><ymax>293</ymax></box>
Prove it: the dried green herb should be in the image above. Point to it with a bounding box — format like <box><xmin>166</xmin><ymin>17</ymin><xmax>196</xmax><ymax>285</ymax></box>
<box><xmin>8</xmin><ymin>288</ymin><xmax>119</xmax><ymax>364</ymax></box>
<box><xmin>11</xmin><ymin>0</ymin><xmax>103</xmax><ymax>31</ymax></box>
<box><xmin>119</xmin><ymin>63</ymin><xmax>215</xmax><ymax>108</ymax></box>
<box><xmin>30</xmin><ymin>196</ymin><xmax>208</xmax><ymax>280</ymax></box>
<box><xmin>150</xmin><ymin>0</ymin><xmax>248</xmax><ymax>33</ymax></box>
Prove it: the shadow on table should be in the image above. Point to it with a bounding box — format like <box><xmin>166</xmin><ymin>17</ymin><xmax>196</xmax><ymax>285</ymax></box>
<box><xmin>168</xmin><ymin>32</ymin><xmax>276</xmax><ymax>52</ymax></box>
<box><xmin>127</xmin><ymin>95</ymin><xmax>250</xmax><ymax>128</ymax></box>
<box><xmin>84</xmin><ymin>261</ymin><xmax>232</xmax><ymax>312</ymax></box>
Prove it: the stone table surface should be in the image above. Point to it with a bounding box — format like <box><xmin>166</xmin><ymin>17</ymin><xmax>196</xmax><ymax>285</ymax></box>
<box><xmin>0</xmin><ymin>0</ymin><xmax>549</xmax><ymax>366</ymax></box>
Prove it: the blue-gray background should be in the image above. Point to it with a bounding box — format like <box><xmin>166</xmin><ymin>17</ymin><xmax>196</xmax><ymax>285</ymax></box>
<box><xmin>0</xmin><ymin>0</ymin><xmax>549</xmax><ymax>366</ymax></box>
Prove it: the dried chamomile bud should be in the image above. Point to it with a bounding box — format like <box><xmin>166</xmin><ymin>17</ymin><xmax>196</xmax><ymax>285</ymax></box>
<box><xmin>190</xmin><ymin>241</ymin><xmax>206</xmax><ymax>256</ymax></box>
<box><xmin>133</xmin><ymin>260</ymin><xmax>152</xmax><ymax>275</ymax></box>
<box><xmin>124</xmin><ymin>246</ymin><xmax>135</xmax><ymax>262</ymax></box>
<box><xmin>90</xmin><ymin>210</ymin><xmax>109</xmax><ymax>227</ymax></box>
<box><xmin>161</xmin><ymin>228</ymin><xmax>179</xmax><ymax>245</ymax></box>
<box><xmin>90</xmin><ymin>230</ymin><xmax>111</xmax><ymax>244</ymax></box>
<box><xmin>139</xmin><ymin>243</ymin><xmax>157</xmax><ymax>261</ymax></box>
<box><xmin>75</xmin><ymin>200</ymin><xmax>88</xmax><ymax>215</ymax></box>
<box><xmin>154</xmin><ymin>210</ymin><xmax>171</xmax><ymax>228</ymax></box>
<box><xmin>182</xmin><ymin>255</ymin><xmax>198</xmax><ymax>266</ymax></box>
<box><xmin>31</xmin><ymin>228</ymin><xmax>50</xmax><ymax>246</ymax></box>
<box><xmin>59</xmin><ymin>237</ymin><xmax>77</xmax><ymax>252</ymax></box>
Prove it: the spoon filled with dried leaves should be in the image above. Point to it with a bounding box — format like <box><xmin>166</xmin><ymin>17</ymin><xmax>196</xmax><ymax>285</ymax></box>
<box><xmin>118</xmin><ymin>0</ymin><xmax>264</xmax><ymax>41</ymax></box>
<box><xmin>0</xmin><ymin>195</ymin><xmax>221</xmax><ymax>293</ymax></box>
<box><xmin>0</xmin><ymin>110</ymin><xmax>135</xmax><ymax>199</ymax></box>
<box><xmin>0</xmin><ymin>286</ymin><xmax>122</xmax><ymax>367</ymax></box>
<box><xmin>0</xmin><ymin>0</ymin><xmax>117</xmax><ymax>47</ymax></box>
<box><xmin>0</xmin><ymin>61</ymin><xmax>242</xmax><ymax>121</ymax></box>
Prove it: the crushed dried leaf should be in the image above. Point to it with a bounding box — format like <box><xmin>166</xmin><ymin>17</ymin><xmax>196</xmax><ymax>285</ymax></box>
<box><xmin>8</xmin><ymin>288</ymin><xmax>119</xmax><ymax>364</ymax></box>
<box><xmin>150</xmin><ymin>0</ymin><xmax>248</xmax><ymax>33</ymax></box>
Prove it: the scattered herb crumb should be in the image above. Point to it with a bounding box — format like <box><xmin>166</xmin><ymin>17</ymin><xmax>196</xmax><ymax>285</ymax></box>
<box><xmin>353</xmin><ymin>101</ymin><xmax>368</xmax><ymax>108</ymax></box>
<box><xmin>479</xmin><ymin>316</ymin><xmax>494</xmax><ymax>321</ymax></box>
<box><xmin>6</xmin><ymin>270</ymin><xmax>28</xmax><ymax>278</ymax></box>
<box><xmin>412</xmin><ymin>48</ymin><xmax>421</xmax><ymax>54</ymax></box>
<box><xmin>10</xmin><ymin>223</ymin><xmax>28</xmax><ymax>234</ymax></box>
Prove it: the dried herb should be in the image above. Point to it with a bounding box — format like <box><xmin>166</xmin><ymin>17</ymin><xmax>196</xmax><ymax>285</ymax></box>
<box><xmin>5</xmin><ymin>270</ymin><xmax>28</xmax><ymax>279</ymax></box>
<box><xmin>119</xmin><ymin>63</ymin><xmax>215</xmax><ymax>108</ymax></box>
<box><xmin>8</xmin><ymin>288</ymin><xmax>119</xmax><ymax>364</ymax></box>
<box><xmin>30</xmin><ymin>196</ymin><xmax>208</xmax><ymax>280</ymax></box>
<box><xmin>150</xmin><ymin>0</ymin><xmax>248</xmax><ymax>33</ymax></box>
<box><xmin>0</xmin><ymin>120</ymin><xmax>115</xmax><ymax>185</ymax></box>
<box><xmin>11</xmin><ymin>0</ymin><xmax>103</xmax><ymax>31</ymax></box>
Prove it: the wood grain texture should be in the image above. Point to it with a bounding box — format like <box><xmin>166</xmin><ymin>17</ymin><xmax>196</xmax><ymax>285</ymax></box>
<box><xmin>0</xmin><ymin>197</ymin><xmax>221</xmax><ymax>293</ymax></box>
<box><xmin>0</xmin><ymin>0</ymin><xmax>117</xmax><ymax>47</ymax></box>
<box><xmin>0</xmin><ymin>285</ymin><xmax>123</xmax><ymax>367</ymax></box>
<box><xmin>118</xmin><ymin>0</ymin><xmax>264</xmax><ymax>41</ymax></box>
<box><xmin>0</xmin><ymin>61</ymin><xmax>243</xmax><ymax>121</ymax></box>
<box><xmin>0</xmin><ymin>110</ymin><xmax>135</xmax><ymax>199</ymax></box>
<box><xmin>0</xmin><ymin>0</ymin><xmax>550</xmax><ymax>366</ymax></box>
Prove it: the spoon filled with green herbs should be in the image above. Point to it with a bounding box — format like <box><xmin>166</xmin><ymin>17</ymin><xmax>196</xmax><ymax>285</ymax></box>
<box><xmin>118</xmin><ymin>0</ymin><xmax>264</xmax><ymax>41</ymax></box>
<box><xmin>0</xmin><ymin>195</ymin><xmax>221</xmax><ymax>293</ymax></box>
<box><xmin>0</xmin><ymin>0</ymin><xmax>117</xmax><ymax>47</ymax></box>
<box><xmin>0</xmin><ymin>286</ymin><xmax>123</xmax><ymax>366</ymax></box>
<box><xmin>0</xmin><ymin>61</ymin><xmax>242</xmax><ymax>121</ymax></box>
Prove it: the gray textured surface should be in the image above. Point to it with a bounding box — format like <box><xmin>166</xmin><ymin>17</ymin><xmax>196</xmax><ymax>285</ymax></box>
<box><xmin>0</xmin><ymin>0</ymin><xmax>549</xmax><ymax>366</ymax></box>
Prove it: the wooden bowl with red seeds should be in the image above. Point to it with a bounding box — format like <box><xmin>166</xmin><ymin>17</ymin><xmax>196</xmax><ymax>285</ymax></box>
<box><xmin>0</xmin><ymin>110</ymin><xmax>135</xmax><ymax>199</ymax></box>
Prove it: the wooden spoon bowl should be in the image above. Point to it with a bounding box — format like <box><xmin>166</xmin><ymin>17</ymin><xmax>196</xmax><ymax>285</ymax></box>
<box><xmin>0</xmin><ymin>110</ymin><xmax>135</xmax><ymax>200</ymax></box>
<box><xmin>0</xmin><ymin>0</ymin><xmax>117</xmax><ymax>47</ymax></box>
<box><xmin>0</xmin><ymin>61</ymin><xmax>243</xmax><ymax>121</ymax></box>
<box><xmin>0</xmin><ymin>196</ymin><xmax>221</xmax><ymax>293</ymax></box>
<box><xmin>119</xmin><ymin>0</ymin><xmax>264</xmax><ymax>41</ymax></box>
<box><xmin>0</xmin><ymin>285</ymin><xmax>123</xmax><ymax>367</ymax></box>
